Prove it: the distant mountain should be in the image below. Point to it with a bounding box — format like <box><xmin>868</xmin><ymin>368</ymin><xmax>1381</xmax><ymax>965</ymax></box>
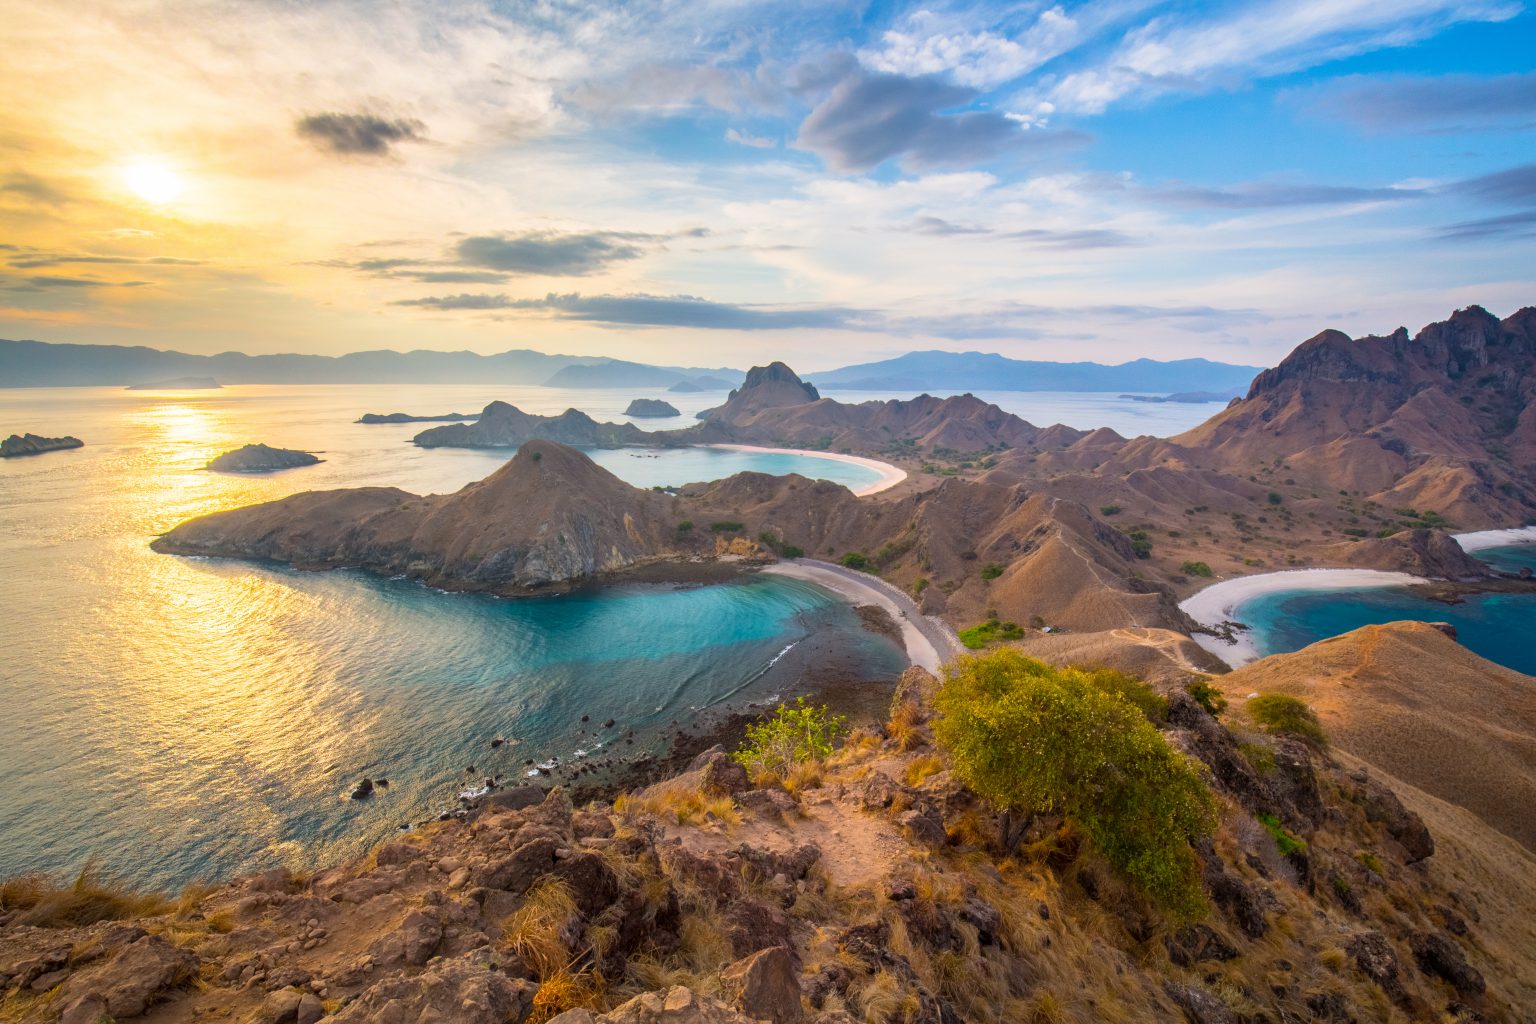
<box><xmin>668</xmin><ymin>375</ymin><xmax>736</xmax><ymax>393</ymax></box>
<box><xmin>126</xmin><ymin>376</ymin><xmax>220</xmax><ymax>390</ymax></box>
<box><xmin>542</xmin><ymin>360</ymin><xmax>743</xmax><ymax>389</ymax></box>
<box><xmin>1120</xmin><ymin>389</ymin><xmax>1243</xmax><ymax>404</ymax></box>
<box><xmin>811</xmin><ymin>351</ymin><xmax>1266</xmax><ymax>393</ymax></box>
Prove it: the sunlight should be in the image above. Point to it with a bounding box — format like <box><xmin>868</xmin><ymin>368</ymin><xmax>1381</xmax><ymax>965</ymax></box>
<box><xmin>122</xmin><ymin>157</ymin><xmax>185</xmax><ymax>204</ymax></box>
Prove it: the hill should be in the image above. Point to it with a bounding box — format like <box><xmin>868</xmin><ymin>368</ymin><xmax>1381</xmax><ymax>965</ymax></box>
<box><xmin>411</xmin><ymin>402</ymin><xmax>661</xmax><ymax>449</ymax></box>
<box><xmin>813</xmin><ymin>351</ymin><xmax>1265</xmax><ymax>393</ymax></box>
<box><xmin>542</xmin><ymin>360</ymin><xmax>742</xmax><ymax>389</ymax></box>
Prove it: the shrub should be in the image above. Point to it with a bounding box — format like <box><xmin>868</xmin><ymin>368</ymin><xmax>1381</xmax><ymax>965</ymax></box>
<box><xmin>839</xmin><ymin>552</ymin><xmax>869</xmax><ymax>570</ymax></box>
<box><xmin>779</xmin><ymin>544</ymin><xmax>804</xmax><ymax>558</ymax></box>
<box><xmin>1181</xmin><ymin>561</ymin><xmax>1214</xmax><ymax>578</ymax></box>
<box><xmin>1267</xmin><ymin>492</ymin><xmax>1283</xmax><ymax>505</ymax></box>
<box><xmin>1185</xmin><ymin>679</ymin><xmax>1228</xmax><ymax>716</ymax></box>
<box><xmin>1083</xmin><ymin>667</ymin><xmax>1167</xmax><ymax>725</ymax></box>
<box><xmin>1248</xmin><ymin>693</ymin><xmax>1327</xmax><ymax>747</ymax></box>
<box><xmin>1124</xmin><ymin>529</ymin><xmax>1152</xmax><ymax>558</ymax></box>
<box><xmin>709</xmin><ymin>521</ymin><xmax>743</xmax><ymax>533</ymax></box>
<box><xmin>957</xmin><ymin>619</ymin><xmax>1024</xmax><ymax>649</ymax></box>
<box><xmin>932</xmin><ymin>651</ymin><xmax>1219</xmax><ymax>916</ymax></box>
<box><xmin>1099</xmin><ymin>505</ymin><xmax>1122</xmax><ymax>516</ymax></box>
<box><xmin>733</xmin><ymin>697</ymin><xmax>847</xmax><ymax>780</ymax></box>
<box><xmin>980</xmin><ymin>563</ymin><xmax>1005</xmax><ymax>580</ymax></box>
<box><xmin>1257</xmin><ymin>813</ymin><xmax>1308</xmax><ymax>857</ymax></box>
<box><xmin>912</xmin><ymin>577</ymin><xmax>929</xmax><ymax>595</ymax></box>
<box><xmin>676</xmin><ymin>520</ymin><xmax>693</xmax><ymax>534</ymax></box>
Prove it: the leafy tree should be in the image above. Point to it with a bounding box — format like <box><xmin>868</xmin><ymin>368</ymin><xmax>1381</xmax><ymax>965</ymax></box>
<box><xmin>933</xmin><ymin>651</ymin><xmax>1218</xmax><ymax>917</ymax></box>
<box><xmin>1185</xmin><ymin>679</ymin><xmax>1228</xmax><ymax>717</ymax></box>
<box><xmin>1181</xmin><ymin>561</ymin><xmax>1214</xmax><ymax>578</ymax></box>
<box><xmin>839</xmin><ymin>552</ymin><xmax>869</xmax><ymax>570</ymax></box>
<box><xmin>733</xmin><ymin>697</ymin><xmax>847</xmax><ymax>780</ymax></box>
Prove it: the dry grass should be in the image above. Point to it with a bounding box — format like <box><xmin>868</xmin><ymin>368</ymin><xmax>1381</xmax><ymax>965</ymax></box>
<box><xmin>828</xmin><ymin>727</ymin><xmax>882</xmax><ymax>767</ymax></box>
<box><xmin>0</xmin><ymin>861</ymin><xmax>172</xmax><ymax>928</ymax></box>
<box><xmin>886</xmin><ymin>701</ymin><xmax>928</xmax><ymax>751</ymax></box>
<box><xmin>853</xmin><ymin>968</ymin><xmax>923</xmax><ymax>1023</ymax></box>
<box><xmin>528</xmin><ymin>968</ymin><xmax>606</xmax><ymax>1023</ymax></box>
<box><xmin>904</xmin><ymin>754</ymin><xmax>944</xmax><ymax>788</ymax></box>
<box><xmin>500</xmin><ymin>878</ymin><xmax>579</xmax><ymax>980</ymax></box>
<box><xmin>784</xmin><ymin>760</ymin><xmax>824</xmax><ymax>797</ymax></box>
<box><xmin>614</xmin><ymin>788</ymin><xmax>739</xmax><ymax>828</ymax></box>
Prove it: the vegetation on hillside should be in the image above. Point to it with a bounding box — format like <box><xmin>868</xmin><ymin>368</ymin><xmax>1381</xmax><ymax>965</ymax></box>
<box><xmin>733</xmin><ymin>697</ymin><xmax>847</xmax><ymax>780</ymax></box>
<box><xmin>1248</xmin><ymin>692</ymin><xmax>1328</xmax><ymax>747</ymax></box>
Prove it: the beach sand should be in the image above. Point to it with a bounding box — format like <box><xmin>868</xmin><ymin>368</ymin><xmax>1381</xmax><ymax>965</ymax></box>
<box><xmin>1180</xmin><ymin>568</ymin><xmax>1423</xmax><ymax>668</ymax></box>
<box><xmin>703</xmin><ymin>444</ymin><xmax>908</xmax><ymax>496</ymax></box>
<box><xmin>762</xmin><ymin>559</ymin><xmax>961</xmax><ymax>673</ymax></box>
<box><xmin>1454</xmin><ymin>526</ymin><xmax>1536</xmax><ymax>553</ymax></box>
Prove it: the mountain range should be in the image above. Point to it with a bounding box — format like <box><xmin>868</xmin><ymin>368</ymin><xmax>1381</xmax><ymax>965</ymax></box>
<box><xmin>1</xmin><ymin>337</ymin><xmax>1265</xmax><ymax>394</ymax></box>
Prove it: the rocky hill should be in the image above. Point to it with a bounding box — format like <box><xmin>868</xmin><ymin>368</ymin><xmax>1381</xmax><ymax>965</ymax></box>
<box><xmin>0</xmin><ymin>434</ymin><xmax>83</xmax><ymax>458</ymax></box>
<box><xmin>206</xmin><ymin>445</ymin><xmax>321</xmax><ymax>473</ymax></box>
<box><xmin>413</xmin><ymin>403</ymin><xmax>660</xmax><ymax>449</ymax></box>
<box><xmin>4</xmin><ymin>654</ymin><xmax>1533</xmax><ymax>1023</ymax></box>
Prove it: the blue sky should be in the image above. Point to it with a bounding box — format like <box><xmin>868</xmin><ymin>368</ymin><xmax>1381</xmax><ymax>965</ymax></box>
<box><xmin>0</xmin><ymin>0</ymin><xmax>1532</xmax><ymax>367</ymax></box>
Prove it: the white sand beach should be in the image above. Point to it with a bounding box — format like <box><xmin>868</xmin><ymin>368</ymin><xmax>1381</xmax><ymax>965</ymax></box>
<box><xmin>1179</xmin><ymin>568</ymin><xmax>1423</xmax><ymax>667</ymax></box>
<box><xmin>762</xmin><ymin>559</ymin><xmax>961</xmax><ymax>673</ymax></box>
<box><xmin>704</xmin><ymin>444</ymin><xmax>907</xmax><ymax>496</ymax></box>
<box><xmin>1454</xmin><ymin>526</ymin><xmax>1536</xmax><ymax>553</ymax></box>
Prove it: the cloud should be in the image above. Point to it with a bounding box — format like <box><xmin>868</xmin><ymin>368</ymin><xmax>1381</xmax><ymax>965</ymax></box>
<box><xmin>795</xmin><ymin>63</ymin><xmax>1076</xmax><ymax>173</ymax></box>
<box><xmin>860</xmin><ymin>5</ymin><xmax>1081</xmax><ymax>90</ymax></box>
<box><xmin>15</xmin><ymin>275</ymin><xmax>152</xmax><ymax>289</ymax></box>
<box><xmin>725</xmin><ymin>127</ymin><xmax>776</xmax><ymax>149</ymax></box>
<box><xmin>1003</xmin><ymin>227</ymin><xmax>1136</xmax><ymax>247</ymax></box>
<box><xmin>10</xmin><ymin>254</ymin><xmax>204</xmax><ymax>268</ymax></box>
<box><xmin>296</xmin><ymin>112</ymin><xmax>427</xmax><ymax>156</ymax></box>
<box><xmin>907</xmin><ymin>215</ymin><xmax>990</xmax><ymax>235</ymax></box>
<box><xmin>1298</xmin><ymin>71</ymin><xmax>1536</xmax><ymax>133</ymax></box>
<box><xmin>1444</xmin><ymin>164</ymin><xmax>1536</xmax><ymax>205</ymax></box>
<box><xmin>453</xmin><ymin>231</ymin><xmax>657</xmax><ymax>275</ymax></box>
<box><xmin>0</xmin><ymin>173</ymin><xmax>70</xmax><ymax>205</ymax></box>
<box><xmin>398</xmin><ymin>270</ymin><xmax>510</xmax><ymax>284</ymax></box>
<box><xmin>395</xmin><ymin>291</ymin><xmax>863</xmax><ymax>329</ymax></box>
<box><xmin>1435</xmin><ymin>210</ymin><xmax>1536</xmax><ymax>241</ymax></box>
<box><xmin>1152</xmin><ymin>181</ymin><xmax>1422</xmax><ymax>209</ymax></box>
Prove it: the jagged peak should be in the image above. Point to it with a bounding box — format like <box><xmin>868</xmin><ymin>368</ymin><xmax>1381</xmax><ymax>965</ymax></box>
<box><xmin>737</xmin><ymin>361</ymin><xmax>820</xmax><ymax>402</ymax></box>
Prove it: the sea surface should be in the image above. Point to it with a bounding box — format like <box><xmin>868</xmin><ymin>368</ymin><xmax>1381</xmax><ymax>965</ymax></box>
<box><xmin>1233</xmin><ymin>545</ymin><xmax>1536</xmax><ymax>674</ymax></box>
<box><xmin>0</xmin><ymin>384</ymin><xmax>921</xmax><ymax>891</ymax></box>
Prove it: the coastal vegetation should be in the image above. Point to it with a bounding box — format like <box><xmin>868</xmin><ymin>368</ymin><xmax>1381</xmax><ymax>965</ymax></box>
<box><xmin>732</xmin><ymin>697</ymin><xmax>847</xmax><ymax>781</ymax></box>
<box><xmin>1247</xmin><ymin>692</ymin><xmax>1328</xmax><ymax>747</ymax></box>
<box><xmin>956</xmin><ymin>618</ymin><xmax>1025</xmax><ymax>648</ymax></box>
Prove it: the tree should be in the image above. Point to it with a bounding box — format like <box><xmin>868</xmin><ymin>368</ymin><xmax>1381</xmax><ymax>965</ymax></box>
<box><xmin>932</xmin><ymin>651</ymin><xmax>1219</xmax><ymax>917</ymax></box>
<box><xmin>733</xmin><ymin>697</ymin><xmax>847</xmax><ymax>780</ymax></box>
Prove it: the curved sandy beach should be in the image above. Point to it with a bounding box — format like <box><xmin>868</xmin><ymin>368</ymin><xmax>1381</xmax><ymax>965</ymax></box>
<box><xmin>762</xmin><ymin>558</ymin><xmax>962</xmax><ymax>673</ymax></box>
<box><xmin>1454</xmin><ymin>526</ymin><xmax>1536</xmax><ymax>553</ymax></box>
<box><xmin>1180</xmin><ymin>568</ymin><xmax>1424</xmax><ymax>668</ymax></box>
<box><xmin>703</xmin><ymin>443</ymin><xmax>907</xmax><ymax>496</ymax></box>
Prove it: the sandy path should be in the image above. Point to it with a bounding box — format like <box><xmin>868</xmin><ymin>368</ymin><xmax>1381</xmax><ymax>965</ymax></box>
<box><xmin>763</xmin><ymin>559</ymin><xmax>963</xmax><ymax>673</ymax></box>
<box><xmin>1179</xmin><ymin>568</ymin><xmax>1423</xmax><ymax>667</ymax></box>
<box><xmin>702</xmin><ymin>444</ymin><xmax>908</xmax><ymax>496</ymax></box>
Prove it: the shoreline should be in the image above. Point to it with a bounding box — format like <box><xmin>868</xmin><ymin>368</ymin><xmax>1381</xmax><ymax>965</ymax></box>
<box><xmin>1179</xmin><ymin>568</ymin><xmax>1424</xmax><ymax>668</ymax></box>
<box><xmin>761</xmin><ymin>558</ymin><xmax>962</xmax><ymax>673</ymax></box>
<box><xmin>1453</xmin><ymin>525</ymin><xmax>1536</xmax><ymax>553</ymax></box>
<box><xmin>702</xmin><ymin>443</ymin><xmax>908</xmax><ymax>496</ymax></box>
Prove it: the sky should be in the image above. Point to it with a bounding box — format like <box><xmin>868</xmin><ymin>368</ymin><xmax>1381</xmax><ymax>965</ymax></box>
<box><xmin>0</xmin><ymin>0</ymin><xmax>1533</xmax><ymax>370</ymax></box>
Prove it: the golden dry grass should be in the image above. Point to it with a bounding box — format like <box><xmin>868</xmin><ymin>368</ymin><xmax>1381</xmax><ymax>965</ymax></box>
<box><xmin>0</xmin><ymin>861</ymin><xmax>172</xmax><ymax>928</ymax></box>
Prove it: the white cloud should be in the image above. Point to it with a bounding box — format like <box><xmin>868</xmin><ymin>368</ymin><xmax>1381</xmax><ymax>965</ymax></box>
<box><xmin>859</xmin><ymin>6</ymin><xmax>1080</xmax><ymax>90</ymax></box>
<box><xmin>725</xmin><ymin>127</ymin><xmax>777</xmax><ymax>148</ymax></box>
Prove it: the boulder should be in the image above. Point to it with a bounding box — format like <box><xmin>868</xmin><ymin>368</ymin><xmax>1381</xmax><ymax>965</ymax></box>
<box><xmin>719</xmin><ymin>947</ymin><xmax>803</xmax><ymax>1024</ymax></box>
<box><xmin>475</xmin><ymin>836</ymin><xmax>560</xmax><ymax>893</ymax></box>
<box><xmin>1359</xmin><ymin>783</ymin><xmax>1434</xmax><ymax>863</ymax></box>
<box><xmin>330</xmin><ymin>955</ymin><xmax>535</xmax><ymax>1023</ymax></box>
<box><xmin>57</xmin><ymin>935</ymin><xmax>197</xmax><ymax>1021</ymax></box>
<box><xmin>1163</xmin><ymin>982</ymin><xmax>1240</xmax><ymax>1024</ymax></box>
<box><xmin>602</xmin><ymin>985</ymin><xmax>757</xmax><ymax>1023</ymax></box>
<box><xmin>1408</xmin><ymin>931</ymin><xmax>1485</xmax><ymax>995</ymax></box>
<box><xmin>1165</xmin><ymin>924</ymin><xmax>1239</xmax><ymax>967</ymax></box>
<box><xmin>1347</xmin><ymin>931</ymin><xmax>1410</xmax><ymax>1006</ymax></box>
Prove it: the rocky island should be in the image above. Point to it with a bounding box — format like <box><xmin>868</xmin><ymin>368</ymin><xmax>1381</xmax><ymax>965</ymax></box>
<box><xmin>0</xmin><ymin>433</ymin><xmax>83</xmax><ymax>458</ymax></box>
<box><xmin>623</xmin><ymin>398</ymin><xmax>680</xmax><ymax>418</ymax></box>
<box><xmin>357</xmin><ymin>412</ymin><xmax>478</xmax><ymax>424</ymax></box>
<box><xmin>205</xmin><ymin>444</ymin><xmax>321</xmax><ymax>473</ymax></box>
<box><xmin>126</xmin><ymin>376</ymin><xmax>220</xmax><ymax>390</ymax></box>
<box><xmin>412</xmin><ymin>403</ymin><xmax>660</xmax><ymax>449</ymax></box>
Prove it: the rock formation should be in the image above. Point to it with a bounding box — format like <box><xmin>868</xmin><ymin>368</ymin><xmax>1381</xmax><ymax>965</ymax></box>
<box><xmin>624</xmin><ymin>399</ymin><xmax>680</xmax><ymax>418</ymax></box>
<box><xmin>205</xmin><ymin>444</ymin><xmax>321</xmax><ymax>473</ymax></box>
<box><xmin>413</xmin><ymin>402</ymin><xmax>658</xmax><ymax>449</ymax></box>
<box><xmin>357</xmin><ymin>412</ymin><xmax>477</xmax><ymax>424</ymax></box>
<box><xmin>0</xmin><ymin>434</ymin><xmax>83</xmax><ymax>458</ymax></box>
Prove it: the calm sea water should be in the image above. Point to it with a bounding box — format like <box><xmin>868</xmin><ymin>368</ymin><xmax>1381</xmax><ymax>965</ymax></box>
<box><xmin>1236</xmin><ymin>546</ymin><xmax>1536</xmax><ymax>675</ymax></box>
<box><xmin>0</xmin><ymin>384</ymin><xmax>915</xmax><ymax>890</ymax></box>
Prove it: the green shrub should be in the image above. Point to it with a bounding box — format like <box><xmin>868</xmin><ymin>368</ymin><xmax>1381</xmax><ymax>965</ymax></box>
<box><xmin>1355</xmin><ymin>850</ymin><xmax>1384</xmax><ymax>875</ymax></box>
<box><xmin>913</xmin><ymin>577</ymin><xmax>929</xmax><ymax>595</ymax></box>
<box><xmin>1185</xmin><ymin>679</ymin><xmax>1228</xmax><ymax>717</ymax></box>
<box><xmin>980</xmin><ymin>563</ymin><xmax>1005</xmax><ymax>580</ymax></box>
<box><xmin>933</xmin><ymin>651</ymin><xmax>1219</xmax><ymax>917</ymax></box>
<box><xmin>839</xmin><ymin>552</ymin><xmax>869</xmax><ymax>570</ymax></box>
<box><xmin>1238</xmin><ymin>742</ymin><xmax>1275</xmax><ymax>776</ymax></box>
<box><xmin>710</xmin><ymin>521</ymin><xmax>744</xmax><ymax>533</ymax></box>
<box><xmin>1181</xmin><ymin>561</ymin><xmax>1214</xmax><ymax>578</ymax></box>
<box><xmin>676</xmin><ymin>520</ymin><xmax>693</xmax><ymax>534</ymax></box>
<box><xmin>779</xmin><ymin>544</ymin><xmax>804</xmax><ymax>559</ymax></box>
<box><xmin>1267</xmin><ymin>492</ymin><xmax>1283</xmax><ymax>505</ymax></box>
<box><xmin>1248</xmin><ymin>693</ymin><xmax>1327</xmax><ymax>747</ymax></box>
<box><xmin>1123</xmin><ymin>529</ymin><xmax>1152</xmax><ymax>559</ymax></box>
<box><xmin>1257</xmin><ymin>812</ymin><xmax>1308</xmax><ymax>857</ymax></box>
<box><xmin>1099</xmin><ymin>505</ymin><xmax>1121</xmax><ymax>516</ymax></box>
<box><xmin>957</xmin><ymin>618</ymin><xmax>1025</xmax><ymax>649</ymax></box>
<box><xmin>733</xmin><ymin>697</ymin><xmax>847</xmax><ymax>780</ymax></box>
<box><xmin>1083</xmin><ymin>667</ymin><xmax>1167</xmax><ymax>725</ymax></box>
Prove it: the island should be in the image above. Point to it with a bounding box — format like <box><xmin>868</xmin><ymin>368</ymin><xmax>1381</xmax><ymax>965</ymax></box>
<box><xmin>624</xmin><ymin>398</ymin><xmax>681</xmax><ymax>418</ymax></box>
<box><xmin>0</xmin><ymin>433</ymin><xmax>84</xmax><ymax>458</ymax></box>
<box><xmin>1120</xmin><ymin>389</ymin><xmax>1243</xmax><ymax>404</ymax></box>
<box><xmin>669</xmin><ymin>374</ymin><xmax>736</xmax><ymax>392</ymax></box>
<box><xmin>205</xmin><ymin>443</ymin><xmax>321</xmax><ymax>473</ymax></box>
<box><xmin>357</xmin><ymin>412</ymin><xmax>478</xmax><ymax>424</ymax></box>
<box><xmin>126</xmin><ymin>376</ymin><xmax>221</xmax><ymax>390</ymax></box>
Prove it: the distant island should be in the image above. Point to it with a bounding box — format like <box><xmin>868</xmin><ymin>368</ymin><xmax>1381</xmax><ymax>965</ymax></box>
<box><xmin>669</xmin><ymin>375</ymin><xmax>736</xmax><ymax>392</ymax></box>
<box><xmin>357</xmin><ymin>412</ymin><xmax>478</xmax><ymax>424</ymax></box>
<box><xmin>1120</xmin><ymin>389</ymin><xmax>1243</xmax><ymax>404</ymax></box>
<box><xmin>544</xmin><ymin>359</ymin><xmax>742</xmax><ymax>390</ymax></box>
<box><xmin>0</xmin><ymin>433</ymin><xmax>83</xmax><ymax>458</ymax></box>
<box><xmin>624</xmin><ymin>398</ymin><xmax>680</xmax><ymax>418</ymax></box>
<box><xmin>810</xmin><ymin>351</ymin><xmax>1265</xmax><ymax>393</ymax></box>
<box><xmin>126</xmin><ymin>376</ymin><xmax>220</xmax><ymax>390</ymax></box>
<box><xmin>206</xmin><ymin>443</ymin><xmax>321</xmax><ymax>473</ymax></box>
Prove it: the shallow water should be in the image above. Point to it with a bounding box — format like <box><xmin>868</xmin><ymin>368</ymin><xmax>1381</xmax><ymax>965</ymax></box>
<box><xmin>0</xmin><ymin>384</ymin><xmax>911</xmax><ymax>890</ymax></box>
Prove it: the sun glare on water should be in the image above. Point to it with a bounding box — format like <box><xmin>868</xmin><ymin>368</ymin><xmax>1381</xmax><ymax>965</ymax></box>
<box><xmin>123</xmin><ymin>158</ymin><xmax>185</xmax><ymax>204</ymax></box>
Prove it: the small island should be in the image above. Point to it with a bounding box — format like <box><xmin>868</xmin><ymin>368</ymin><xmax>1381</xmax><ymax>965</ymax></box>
<box><xmin>126</xmin><ymin>376</ymin><xmax>221</xmax><ymax>390</ymax></box>
<box><xmin>669</xmin><ymin>375</ymin><xmax>735</xmax><ymax>393</ymax></box>
<box><xmin>1120</xmin><ymin>389</ymin><xmax>1242</xmax><ymax>404</ymax></box>
<box><xmin>624</xmin><ymin>398</ymin><xmax>681</xmax><ymax>418</ymax></box>
<box><xmin>1</xmin><ymin>433</ymin><xmax>84</xmax><ymax>458</ymax></box>
<box><xmin>206</xmin><ymin>443</ymin><xmax>321</xmax><ymax>473</ymax></box>
<box><xmin>357</xmin><ymin>412</ymin><xmax>478</xmax><ymax>424</ymax></box>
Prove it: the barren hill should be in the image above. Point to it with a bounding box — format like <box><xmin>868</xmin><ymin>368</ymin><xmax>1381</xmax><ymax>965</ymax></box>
<box><xmin>1216</xmin><ymin>621</ymin><xmax>1536</xmax><ymax>851</ymax></box>
<box><xmin>413</xmin><ymin>402</ymin><xmax>660</xmax><ymax>449</ymax></box>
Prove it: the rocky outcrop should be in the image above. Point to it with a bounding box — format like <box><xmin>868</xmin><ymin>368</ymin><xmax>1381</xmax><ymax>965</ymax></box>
<box><xmin>357</xmin><ymin>411</ymin><xmax>476</xmax><ymax>424</ymax></box>
<box><xmin>1</xmin><ymin>433</ymin><xmax>83</xmax><ymax>458</ymax></box>
<box><xmin>1320</xmin><ymin>526</ymin><xmax>1493</xmax><ymax>578</ymax></box>
<box><xmin>413</xmin><ymin>401</ymin><xmax>657</xmax><ymax>449</ymax></box>
<box><xmin>206</xmin><ymin>444</ymin><xmax>320</xmax><ymax>473</ymax></box>
<box><xmin>625</xmin><ymin>399</ymin><xmax>681</xmax><ymax>418</ymax></box>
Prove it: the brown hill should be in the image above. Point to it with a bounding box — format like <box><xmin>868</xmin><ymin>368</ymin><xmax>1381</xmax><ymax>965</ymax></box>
<box><xmin>413</xmin><ymin>401</ymin><xmax>659</xmax><ymax>449</ymax></box>
<box><xmin>1215</xmin><ymin>621</ymin><xmax>1536</xmax><ymax>851</ymax></box>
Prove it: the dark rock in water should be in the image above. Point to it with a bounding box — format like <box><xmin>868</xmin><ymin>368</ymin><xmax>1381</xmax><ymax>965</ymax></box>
<box><xmin>126</xmin><ymin>376</ymin><xmax>219</xmax><ymax>390</ymax></box>
<box><xmin>206</xmin><ymin>443</ymin><xmax>320</xmax><ymax>473</ymax></box>
<box><xmin>603</xmin><ymin>718</ymin><xmax>615</xmax><ymax>728</ymax></box>
<box><xmin>491</xmin><ymin>738</ymin><xmax>504</xmax><ymax>748</ymax></box>
<box><xmin>625</xmin><ymin>398</ymin><xmax>681</xmax><ymax>418</ymax></box>
<box><xmin>1</xmin><ymin>433</ymin><xmax>84</xmax><ymax>458</ymax></box>
<box><xmin>581</xmin><ymin>715</ymin><xmax>590</xmax><ymax>723</ymax></box>
<box><xmin>349</xmin><ymin>778</ymin><xmax>374</xmax><ymax>800</ymax></box>
<box><xmin>358</xmin><ymin>411</ymin><xmax>477</xmax><ymax>424</ymax></box>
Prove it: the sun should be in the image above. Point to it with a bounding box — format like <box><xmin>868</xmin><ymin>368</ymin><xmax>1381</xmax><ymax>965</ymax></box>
<box><xmin>123</xmin><ymin>158</ymin><xmax>185</xmax><ymax>204</ymax></box>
